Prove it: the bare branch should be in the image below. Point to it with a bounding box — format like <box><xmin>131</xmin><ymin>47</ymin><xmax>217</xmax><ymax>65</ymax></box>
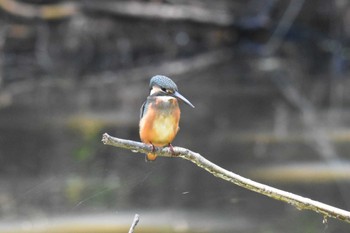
<box><xmin>0</xmin><ymin>0</ymin><xmax>77</xmax><ymax>20</ymax></box>
<box><xmin>0</xmin><ymin>0</ymin><xmax>234</xmax><ymax>26</ymax></box>
<box><xmin>1</xmin><ymin>49</ymin><xmax>232</xmax><ymax>109</ymax></box>
<box><xmin>128</xmin><ymin>214</ymin><xmax>140</xmax><ymax>233</ymax></box>
<box><xmin>102</xmin><ymin>133</ymin><xmax>350</xmax><ymax>224</ymax></box>
<box><xmin>85</xmin><ymin>1</ymin><xmax>234</xmax><ymax>26</ymax></box>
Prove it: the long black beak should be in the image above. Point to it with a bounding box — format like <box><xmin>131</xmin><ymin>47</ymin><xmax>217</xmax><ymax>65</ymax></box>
<box><xmin>173</xmin><ymin>91</ymin><xmax>195</xmax><ymax>108</ymax></box>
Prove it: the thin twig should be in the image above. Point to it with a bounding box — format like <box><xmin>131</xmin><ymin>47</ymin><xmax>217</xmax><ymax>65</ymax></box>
<box><xmin>102</xmin><ymin>133</ymin><xmax>350</xmax><ymax>224</ymax></box>
<box><xmin>263</xmin><ymin>0</ymin><xmax>305</xmax><ymax>55</ymax></box>
<box><xmin>128</xmin><ymin>214</ymin><xmax>140</xmax><ymax>233</ymax></box>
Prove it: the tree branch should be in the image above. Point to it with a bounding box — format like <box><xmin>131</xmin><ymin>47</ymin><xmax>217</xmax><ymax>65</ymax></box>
<box><xmin>128</xmin><ymin>214</ymin><xmax>140</xmax><ymax>233</ymax></box>
<box><xmin>102</xmin><ymin>133</ymin><xmax>350</xmax><ymax>224</ymax></box>
<box><xmin>0</xmin><ymin>0</ymin><xmax>77</xmax><ymax>20</ymax></box>
<box><xmin>84</xmin><ymin>1</ymin><xmax>234</xmax><ymax>26</ymax></box>
<box><xmin>0</xmin><ymin>0</ymin><xmax>234</xmax><ymax>26</ymax></box>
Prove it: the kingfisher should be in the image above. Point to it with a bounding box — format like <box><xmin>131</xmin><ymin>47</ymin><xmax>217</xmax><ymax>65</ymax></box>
<box><xmin>139</xmin><ymin>75</ymin><xmax>195</xmax><ymax>161</ymax></box>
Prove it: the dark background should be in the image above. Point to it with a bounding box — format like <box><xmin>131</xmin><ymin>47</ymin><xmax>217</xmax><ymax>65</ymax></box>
<box><xmin>0</xmin><ymin>0</ymin><xmax>350</xmax><ymax>232</ymax></box>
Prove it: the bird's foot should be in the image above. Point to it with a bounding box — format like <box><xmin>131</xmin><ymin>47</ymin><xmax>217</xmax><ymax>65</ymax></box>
<box><xmin>168</xmin><ymin>143</ymin><xmax>176</xmax><ymax>156</ymax></box>
<box><xmin>145</xmin><ymin>143</ymin><xmax>157</xmax><ymax>162</ymax></box>
<box><xmin>151</xmin><ymin>143</ymin><xmax>156</xmax><ymax>152</ymax></box>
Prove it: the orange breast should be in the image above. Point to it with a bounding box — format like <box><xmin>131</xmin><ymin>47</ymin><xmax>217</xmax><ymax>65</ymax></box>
<box><xmin>139</xmin><ymin>97</ymin><xmax>180</xmax><ymax>147</ymax></box>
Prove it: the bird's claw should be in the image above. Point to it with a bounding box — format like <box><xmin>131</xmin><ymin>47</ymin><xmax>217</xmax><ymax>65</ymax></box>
<box><xmin>168</xmin><ymin>143</ymin><xmax>176</xmax><ymax>156</ymax></box>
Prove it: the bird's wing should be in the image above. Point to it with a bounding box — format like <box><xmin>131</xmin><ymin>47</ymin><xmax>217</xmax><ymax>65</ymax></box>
<box><xmin>140</xmin><ymin>100</ymin><xmax>147</xmax><ymax>119</ymax></box>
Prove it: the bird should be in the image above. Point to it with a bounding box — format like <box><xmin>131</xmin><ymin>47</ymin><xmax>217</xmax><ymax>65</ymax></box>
<box><xmin>139</xmin><ymin>75</ymin><xmax>195</xmax><ymax>161</ymax></box>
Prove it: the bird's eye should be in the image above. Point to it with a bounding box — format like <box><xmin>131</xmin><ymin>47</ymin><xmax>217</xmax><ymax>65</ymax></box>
<box><xmin>160</xmin><ymin>87</ymin><xmax>174</xmax><ymax>94</ymax></box>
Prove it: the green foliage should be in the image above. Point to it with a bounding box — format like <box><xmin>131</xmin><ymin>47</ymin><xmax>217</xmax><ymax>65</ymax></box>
<box><xmin>74</xmin><ymin>143</ymin><xmax>95</xmax><ymax>161</ymax></box>
<box><xmin>68</xmin><ymin>115</ymin><xmax>105</xmax><ymax>161</ymax></box>
<box><xmin>64</xmin><ymin>176</ymin><xmax>121</xmax><ymax>207</ymax></box>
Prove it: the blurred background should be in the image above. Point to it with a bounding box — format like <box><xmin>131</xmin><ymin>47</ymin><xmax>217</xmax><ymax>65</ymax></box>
<box><xmin>0</xmin><ymin>0</ymin><xmax>350</xmax><ymax>232</ymax></box>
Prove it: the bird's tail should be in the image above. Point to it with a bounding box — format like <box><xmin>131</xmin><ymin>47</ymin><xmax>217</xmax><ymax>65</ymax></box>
<box><xmin>145</xmin><ymin>153</ymin><xmax>157</xmax><ymax>161</ymax></box>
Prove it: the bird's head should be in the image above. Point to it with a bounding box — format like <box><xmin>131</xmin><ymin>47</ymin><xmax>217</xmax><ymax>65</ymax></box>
<box><xmin>149</xmin><ymin>75</ymin><xmax>195</xmax><ymax>108</ymax></box>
